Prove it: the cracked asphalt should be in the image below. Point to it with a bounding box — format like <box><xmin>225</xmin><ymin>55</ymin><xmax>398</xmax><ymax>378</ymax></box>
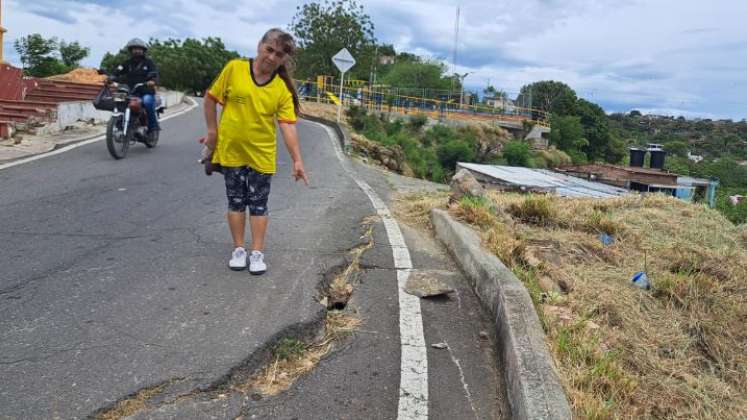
<box><xmin>0</xmin><ymin>104</ymin><xmax>506</xmax><ymax>419</ymax></box>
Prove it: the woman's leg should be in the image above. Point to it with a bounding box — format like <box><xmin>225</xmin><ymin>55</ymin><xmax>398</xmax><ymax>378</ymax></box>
<box><xmin>249</xmin><ymin>216</ymin><xmax>268</xmax><ymax>251</ymax></box>
<box><xmin>224</xmin><ymin>167</ymin><xmax>249</xmax><ymax>248</ymax></box>
<box><xmin>246</xmin><ymin>168</ymin><xmax>273</xmax><ymax>252</ymax></box>
<box><xmin>228</xmin><ymin>212</ymin><xmax>246</xmax><ymax>248</ymax></box>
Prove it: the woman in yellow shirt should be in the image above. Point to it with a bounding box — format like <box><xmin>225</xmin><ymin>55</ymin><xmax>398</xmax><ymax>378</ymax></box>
<box><xmin>203</xmin><ymin>28</ymin><xmax>309</xmax><ymax>274</ymax></box>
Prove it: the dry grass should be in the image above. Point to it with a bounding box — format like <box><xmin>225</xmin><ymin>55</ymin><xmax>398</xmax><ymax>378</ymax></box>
<box><xmin>299</xmin><ymin>101</ymin><xmax>343</xmax><ymax>124</ymax></box>
<box><xmin>242</xmin><ymin>312</ymin><xmax>360</xmax><ymax>396</ymax></box>
<box><xmin>96</xmin><ymin>383</ymin><xmax>168</xmax><ymax>420</ymax></box>
<box><xmin>451</xmin><ymin>195</ymin><xmax>499</xmax><ymax>228</ymax></box>
<box><xmin>391</xmin><ymin>191</ymin><xmax>450</xmax><ymax>229</ymax></box>
<box><xmin>506</xmin><ymin>195</ymin><xmax>558</xmax><ymax>226</ymax></box>
<box><xmin>416</xmin><ymin>190</ymin><xmax>747</xmax><ymax>419</ymax></box>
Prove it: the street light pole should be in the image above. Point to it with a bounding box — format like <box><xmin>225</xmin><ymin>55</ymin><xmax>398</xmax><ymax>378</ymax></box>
<box><xmin>458</xmin><ymin>71</ymin><xmax>472</xmax><ymax>110</ymax></box>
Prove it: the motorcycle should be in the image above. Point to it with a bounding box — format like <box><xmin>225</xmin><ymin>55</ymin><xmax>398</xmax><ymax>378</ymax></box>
<box><xmin>94</xmin><ymin>78</ymin><xmax>165</xmax><ymax>159</ymax></box>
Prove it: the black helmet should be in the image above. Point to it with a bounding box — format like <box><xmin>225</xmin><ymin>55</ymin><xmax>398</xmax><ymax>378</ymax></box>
<box><xmin>126</xmin><ymin>38</ymin><xmax>148</xmax><ymax>52</ymax></box>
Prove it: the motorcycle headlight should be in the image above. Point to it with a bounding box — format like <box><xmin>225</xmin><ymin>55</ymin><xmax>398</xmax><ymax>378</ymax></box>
<box><xmin>113</xmin><ymin>92</ymin><xmax>126</xmax><ymax>102</ymax></box>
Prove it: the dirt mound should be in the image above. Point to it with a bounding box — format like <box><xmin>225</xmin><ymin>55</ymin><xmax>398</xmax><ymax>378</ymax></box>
<box><xmin>47</xmin><ymin>68</ymin><xmax>106</xmax><ymax>84</ymax></box>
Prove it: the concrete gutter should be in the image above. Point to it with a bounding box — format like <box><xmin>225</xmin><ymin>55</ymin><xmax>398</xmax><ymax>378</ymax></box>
<box><xmin>431</xmin><ymin>208</ymin><xmax>571</xmax><ymax>420</ymax></box>
<box><xmin>37</xmin><ymin>90</ymin><xmax>186</xmax><ymax>136</ymax></box>
<box><xmin>299</xmin><ymin>113</ymin><xmax>350</xmax><ymax>153</ymax></box>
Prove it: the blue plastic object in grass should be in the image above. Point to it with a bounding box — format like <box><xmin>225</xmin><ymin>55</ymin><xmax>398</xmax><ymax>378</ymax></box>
<box><xmin>631</xmin><ymin>271</ymin><xmax>651</xmax><ymax>290</ymax></box>
<box><xmin>599</xmin><ymin>233</ymin><xmax>615</xmax><ymax>246</ymax></box>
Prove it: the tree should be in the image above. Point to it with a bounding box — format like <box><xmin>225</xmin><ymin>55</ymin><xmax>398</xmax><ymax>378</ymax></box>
<box><xmin>14</xmin><ymin>34</ymin><xmax>90</xmax><ymax>77</ymax></box>
<box><xmin>663</xmin><ymin>140</ymin><xmax>689</xmax><ymax>158</ymax></box>
<box><xmin>576</xmin><ymin>98</ymin><xmax>611</xmax><ymax>161</ymax></box>
<box><xmin>502</xmin><ymin>141</ymin><xmax>532</xmax><ymax>167</ymax></box>
<box><xmin>516</xmin><ymin>81</ymin><xmax>577</xmax><ymax>116</ymax></box>
<box><xmin>59</xmin><ymin>41</ymin><xmax>89</xmax><ymax>67</ymax></box>
<box><xmin>381</xmin><ymin>59</ymin><xmax>453</xmax><ymax>90</ymax></box>
<box><xmin>290</xmin><ymin>0</ymin><xmax>376</xmax><ymax>79</ymax></box>
<box><xmin>13</xmin><ymin>34</ymin><xmax>60</xmax><ymax>77</ymax></box>
<box><xmin>550</xmin><ymin>115</ymin><xmax>588</xmax><ymax>163</ymax></box>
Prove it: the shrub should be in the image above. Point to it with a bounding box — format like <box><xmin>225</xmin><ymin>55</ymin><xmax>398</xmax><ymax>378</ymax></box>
<box><xmin>407</xmin><ymin>113</ymin><xmax>428</xmax><ymax>131</ymax></box>
<box><xmin>345</xmin><ymin>105</ymin><xmax>368</xmax><ymax>131</ymax></box>
<box><xmin>437</xmin><ymin>139</ymin><xmax>476</xmax><ymax>171</ymax></box>
<box><xmin>503</xmin><ymin>140</ymin><xmax>532</xmax><ymax>167</ymax></box>
<box><xmin>507</xmin><ymin>196</ymin><xmax>557</xmax><ymax>225</ymax></box>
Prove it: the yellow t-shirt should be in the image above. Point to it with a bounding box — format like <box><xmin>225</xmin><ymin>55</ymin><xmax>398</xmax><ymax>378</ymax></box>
<box><xmin>207</xmin><ymin>59</ymin><xmax>297</xmax><ymax>173</ymax></box>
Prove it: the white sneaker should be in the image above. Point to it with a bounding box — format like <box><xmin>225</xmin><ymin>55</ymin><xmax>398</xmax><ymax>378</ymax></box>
<box><xmin>249</xmin><ymin>250</ymin><xmax>267</xmax><ymax>275</ymax></box>
<box><xmin>229</xmin><ymin>247</ymin><xmax>247</xmax><ymax>271</ymax></box>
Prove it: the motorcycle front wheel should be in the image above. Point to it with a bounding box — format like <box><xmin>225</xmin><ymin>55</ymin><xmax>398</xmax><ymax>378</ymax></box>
<box><xmin>106</xmin><ymin>116</ymin><xmax>129</xmax><ymax>159</ymax></box>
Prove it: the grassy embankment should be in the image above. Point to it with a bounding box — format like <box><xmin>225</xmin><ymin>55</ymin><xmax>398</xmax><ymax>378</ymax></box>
<box><xmin>396</xmin><ymin>191</ymin><xmax>747</xmax><ymax>419</ymax></box>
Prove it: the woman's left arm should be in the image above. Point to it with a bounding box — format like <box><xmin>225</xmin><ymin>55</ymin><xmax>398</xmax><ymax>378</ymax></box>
<box><xmin>279</xmin><ymin>122</ymin><xmax>309</xmax><ymax>186</ymax></box>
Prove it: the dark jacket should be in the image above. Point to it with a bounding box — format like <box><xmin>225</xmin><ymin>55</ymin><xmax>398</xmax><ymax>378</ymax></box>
<box><xmin>113</xmin><ymin>57</ymin><xmax>160</xmax><ymax>94</ymax></box>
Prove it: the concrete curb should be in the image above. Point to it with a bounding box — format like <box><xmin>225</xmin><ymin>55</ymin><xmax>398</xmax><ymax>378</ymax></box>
<box><xmin>299</xmin><ymin>113</ymin><xmax>350</xmax><ymax>154</ymax></box>
<box><xmin>431</xmin><ymin>208</ymin><xmax>571</xmax><ymax>420</ymax></box>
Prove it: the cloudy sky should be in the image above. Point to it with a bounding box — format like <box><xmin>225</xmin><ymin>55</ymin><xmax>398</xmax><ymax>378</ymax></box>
<box><xmin>4</xmin><ymin>0</ymin><xmax>746</xmax><ymax>119</ymax></box>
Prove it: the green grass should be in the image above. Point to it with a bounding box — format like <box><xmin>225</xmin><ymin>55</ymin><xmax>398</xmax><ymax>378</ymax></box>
<box><xmin>274</xmin><ymin>338</ymin><xmax>306</xmax><ymax>361</ymax></box>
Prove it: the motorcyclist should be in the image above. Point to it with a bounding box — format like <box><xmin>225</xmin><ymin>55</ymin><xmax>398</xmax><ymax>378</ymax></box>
<box><xmin>110</xmin><ymin>38</ymin><xmax>160</xmax><ymax>133</ymax></box>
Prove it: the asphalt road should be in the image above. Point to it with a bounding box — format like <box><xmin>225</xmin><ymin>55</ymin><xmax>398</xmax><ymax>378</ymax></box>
<box><xmin>0</xmin><ymin>105</ymin><xmax>376</xmax><ymax>418</ymax></box>
<box><xmin>0</xmin><ymin>104</ymin><xmax>505</xmax><ymax>419</ymax></box>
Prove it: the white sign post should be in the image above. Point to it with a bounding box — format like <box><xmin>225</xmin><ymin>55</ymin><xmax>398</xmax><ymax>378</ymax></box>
<box><xmin>332</xmin><ymin>48</ymin><xmax>356</xmax><ymax>123</ymax></box>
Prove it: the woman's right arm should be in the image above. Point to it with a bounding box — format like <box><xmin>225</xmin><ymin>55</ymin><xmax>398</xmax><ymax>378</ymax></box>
<box><xmin>203</xmin><ymin>94</ymin><xmax>218</xmax><ymax>150</ymax></box>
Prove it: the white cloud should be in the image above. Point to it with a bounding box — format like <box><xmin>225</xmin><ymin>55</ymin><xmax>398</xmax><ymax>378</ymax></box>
<box><xmin>4</xmin><ymin>0</ymin><xmax>746</xmax><ymax>119</ymax></box>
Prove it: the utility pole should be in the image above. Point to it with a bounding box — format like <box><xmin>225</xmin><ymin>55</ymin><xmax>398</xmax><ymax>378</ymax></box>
<box><xmin>459</xmin><ymin>71</ymin><xmax>472</xmax><ymax>110</ymax></box>
<box><xmin>451</xmin><ymin>5</ymin><xmax>460</xmax><ymax>98</ymax></box>
<box><xmin>0</xmin><ymin>0</ymin><xmax>7</xmax><ymax>63</ymax></box>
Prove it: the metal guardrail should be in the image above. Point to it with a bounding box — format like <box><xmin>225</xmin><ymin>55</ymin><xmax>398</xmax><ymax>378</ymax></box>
<box><xmin>296</xmin><ymin>79</ymin><xmax>550</xmax><ymax>128</ymax></box>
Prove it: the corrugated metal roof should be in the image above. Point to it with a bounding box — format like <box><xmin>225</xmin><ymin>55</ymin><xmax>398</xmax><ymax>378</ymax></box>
<box><xmin>677</xmin><ymin>176</ymin><xmax>712</xmax><ymax>186</ymax></box>
<box><xmin>457</xmin><ymin>163</ymin><xmax>629</xmax><ymax>199</ymax></box>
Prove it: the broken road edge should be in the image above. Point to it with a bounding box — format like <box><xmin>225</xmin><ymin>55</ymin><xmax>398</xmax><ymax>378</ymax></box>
<box><xmin>431</xmin><ymin>208</ymin><xmax>572</xmax><ymax>420</ymax></box>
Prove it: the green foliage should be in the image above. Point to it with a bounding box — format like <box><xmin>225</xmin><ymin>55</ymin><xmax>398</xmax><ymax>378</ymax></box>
<box><xmin>516</xmin><ymin>80</ymin><xmax>577</xmax><ymax>116</ymax></box>
<box><xmin>503</xmin><ymin>141</ymin><xmax>532</xmax><ymax>167</ymax></box>
<box><xmin>290</xmin><ymin>0</ymin><xmax>376</xmax><ymax>78</ymax></box>
<box><xmin>101</xmin><ymin>37</ymin><xmax>240</xmax><ymax>94</ymax></box>
<box><xmin>664</xmin><ymin>155</ymin><xmax>693</xmax><ymax>175</ymax></box>
<box><xmin>716</xmin><ymin>190</ymin><xmax>747</xmax><ymax>225</ymax></box>
<box><xmin>346</xmin><ymin>107</ymin><xmax>490</xmax><ymax>182</ymax></box>
<box><xmin>275</xmin><ymin>338</ymin><xmax>306</xmax><ymax>361</ymax></box>
<box><xmin>424</xmin><ymin>124</ymin><xmax>458</xmax><ymax>146</ymax></box>
<box><xmin>58</xmin><ymin>41</ymin><xmax>90</xmax><ymax>67</ymax></box>
<box><xmin>663</xmin><ymin>141</ymin><xmax>689</xmax><ymax>158</ymax></box>
<box><xmin>576</xmin><ymin>98</ymin><xmax>612</xmax><ymax>161</ymax></box>
<box><xmin>550</xmin><ymin>114</ymin><xmax>588</xmax><ymax>161</ymax></box>
<box><xmin>692</xmin><ymin>157</ymin><xmax>747</xmax><ymax>188</ymax></box>
<box><xmin>437</xmin><ymin>139</ymin><xmax>476</xmax><ymax>170</ymax></box>
<box><xmin>380</xmin><ymin>59</ymin><xmax>453</xmax><ymax>90</ymax></box>
<box><xmin>407</xmin><ymin>113</ymin><xmax>428</xmax><ymax>132</ymax></box>
<box><xmin>13</xmin><ymin>33</ymin><xmax>88</xmax><ymax>77</ymax></box>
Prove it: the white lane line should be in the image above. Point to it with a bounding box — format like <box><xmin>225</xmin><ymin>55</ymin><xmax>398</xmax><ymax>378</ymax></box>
<box><xmin>311</xmin><ymin>121</ymin><xmax>428</xmax><ymax>419</ymax></box>
<box><xmin>0</xmin><ymin>97</ymin><xmax>199</xmax><ymax>171</ymax></box>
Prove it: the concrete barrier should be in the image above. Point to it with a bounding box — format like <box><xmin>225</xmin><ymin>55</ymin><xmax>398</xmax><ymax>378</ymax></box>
<box><xmin>37</xmin><ymin>90</ymin><xmax>186</xmax><ymax>135</ymax></box>
<box><xmin>431</xmin><ymin>208</ymin><xmax>571</xmax><ymax>420</ymax></box>
<box><xmin>298</xmin><ymin>113</ymin><xmax>350</xmax><ymax>153</ymax></box>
